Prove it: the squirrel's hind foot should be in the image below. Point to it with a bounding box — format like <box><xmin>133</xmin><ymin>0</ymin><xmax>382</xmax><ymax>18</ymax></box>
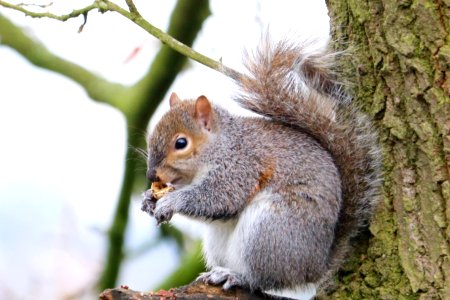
<box><xmin>197</xmin><ymin>267</ymin><xmax>247</xmax><ymax>291</ymax></box>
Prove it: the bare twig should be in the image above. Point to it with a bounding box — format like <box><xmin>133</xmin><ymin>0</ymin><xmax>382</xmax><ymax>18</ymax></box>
<box><xmin>125</xmin><ymin>0</ymin><xmax>138</xmax><ymax>15</ymax></box>
<box><xmin>78</xmin><ymin>12</ymin><xmax>88</xmax><ymax>33</ymax></box>
<box><xmin>0</xmin><ymin>0</ymin><xmax>99</xmax><ymax>21</ymax></box>
<box><xmin>0</xmin><ymin>0</ymin><xmax>244</xmax><ymax>80</ymax></box>
<box><xmin>17</xmin><ymin>1</ymin><xmax>53</xmax><ymax>9</ymax></box>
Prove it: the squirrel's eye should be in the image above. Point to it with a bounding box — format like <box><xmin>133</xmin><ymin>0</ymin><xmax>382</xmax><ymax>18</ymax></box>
<box><xmin>175</xmin><ymin>137</ymin><xmax>188</xmax><ymax>150</ymax></box>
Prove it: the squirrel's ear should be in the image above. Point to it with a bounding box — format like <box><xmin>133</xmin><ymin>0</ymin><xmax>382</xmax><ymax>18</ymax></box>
<box><xmin>195</xmin><ymin>95</ymin><xmax>212</xmax><ymax>131</ymax></box>
<box><xmin>169</xmin><ymin>92</ymin><xmax>182</xmax><ymax>108</ymax></box>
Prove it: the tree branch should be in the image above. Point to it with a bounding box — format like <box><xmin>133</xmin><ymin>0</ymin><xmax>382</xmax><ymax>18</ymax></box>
<box><xmin>0</xmin><ymin>0</ymin><xmax>243</xmax><ymax>80</ymax></box>
<box><xmin>100</xmin><ymin>282</ymin><xmax>293</xmax><ymax>300</ymax></box>
<box><xmin>105</xmin><ymin>0</ymin><xmax>242</xmax><ymax>80</ymax></box>
<box><xmin>0</xmin><ymin>13</ymin><xmax>129</xmax><ymax>111</ymax></box>
<box><xmin>0</xmin><ymin>0</ymin><xmax>100</xmax><ymax>21</ymax></box>
<box><xmin>124</xmin><ymin>0</ymin><xmax>138</xmax><ymax>15</ymax></box>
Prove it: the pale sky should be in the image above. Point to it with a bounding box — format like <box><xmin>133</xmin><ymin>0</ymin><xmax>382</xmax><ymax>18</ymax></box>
<box><xmin>0</xmin><ymin>1</ymin><xmax>329</xmax><ymax>299</ymax></box>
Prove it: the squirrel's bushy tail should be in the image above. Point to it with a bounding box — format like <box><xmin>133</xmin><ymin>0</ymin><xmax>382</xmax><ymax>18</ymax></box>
<box><xmin>235</xmin><ymin>39</ymin><xmax>382</xmax><ymax>274</ymax></box>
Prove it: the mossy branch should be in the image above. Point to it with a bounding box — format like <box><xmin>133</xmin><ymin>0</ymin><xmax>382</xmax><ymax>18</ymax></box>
<box><xmin>0</xmin><ymin>0</ymin><xmax>242</xmax><ymax>80</ymax></box>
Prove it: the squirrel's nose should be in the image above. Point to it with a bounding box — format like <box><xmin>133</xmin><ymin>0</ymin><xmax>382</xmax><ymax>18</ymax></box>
<box><xmin>147</xmin><ymin>169</ymin><xmax>158</xmax><ymax>182</ymax></box>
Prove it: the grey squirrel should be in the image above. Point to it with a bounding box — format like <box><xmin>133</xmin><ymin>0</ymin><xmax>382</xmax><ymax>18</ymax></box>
<box><xmin>141</xmin><ymin>40</ymin><xmax>382</xmax><ymax>297</ymax></box>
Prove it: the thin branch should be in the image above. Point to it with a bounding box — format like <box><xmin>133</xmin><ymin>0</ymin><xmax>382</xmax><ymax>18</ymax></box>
<box><xmin>0</xmin><ymin>0</ymin><xmax>244</xmax><ymax>80</ymax></box>
<box><xmin>0</xmin><ymin>0</ymin><xmax>100</xmax><ymax>21</ymax></box>
<box><xmin>78</xmin><ymin>12</ymin><xmax>88</xmax><ymax>32</ymax></box>
<box><xmin>0</xmin><ymin>14</ymin><xmax>129</xmax><ymax>111</ymax></box>
<box><xmin>103</xmin><ymin>0</ymin><xmax>243</xmax><ymax>80</ymax></box>
<box><xmin>124</xmin><ymin>0</ymin><xmax>138</xmax><ymax>15</ymax></box>
<box><xmin>17</xmin><ymin>1</ymin><xmax>53</xmax><ymax>9</ymax></box>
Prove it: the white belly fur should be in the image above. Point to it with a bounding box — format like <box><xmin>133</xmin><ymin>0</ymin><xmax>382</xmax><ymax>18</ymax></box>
<box><xmin>266</xmin><ymin>285</ymin><xmax>316</xmax><ymax>300</ymax></box>
<box><xmin>202</xmin><ymin>190</ymin><xmax>317</xmax><ymax>299</ymax></box>
<box><xmin>202</xmin><ymin>190</ymin><xmax>273</xmax><ymax>272</ymax></box>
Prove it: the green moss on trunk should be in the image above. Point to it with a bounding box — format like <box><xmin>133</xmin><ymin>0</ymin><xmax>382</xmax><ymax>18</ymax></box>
<box><xmin>324</xmin><ymin>0</ymin><xmax>450</xmax><ymax>298</ymax></box>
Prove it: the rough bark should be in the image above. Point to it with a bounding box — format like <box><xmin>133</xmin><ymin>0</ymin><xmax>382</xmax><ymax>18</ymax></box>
<box><xmin>324</xmin><ymin>0</ymin><xmax>450</xmax><ymax>299</ymax></box>
<box><xmin>99</xmin><ymin>282</ymin><xmax>292</xmax><ymax>300</ymax></box>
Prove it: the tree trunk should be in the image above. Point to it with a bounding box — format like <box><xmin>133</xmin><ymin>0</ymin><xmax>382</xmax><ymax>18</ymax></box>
<box><xmin>324</xmin><ymin>0</ymin><xmax>450</xmax><ymax>299</ymax></box>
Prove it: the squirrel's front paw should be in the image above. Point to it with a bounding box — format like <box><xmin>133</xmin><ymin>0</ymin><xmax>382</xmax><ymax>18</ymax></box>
<box><xmin>153</xmin><ymin>200</ymin><xmax>175</xmax><ymax>225</ymax></box>
<box><xmin>141</xmin><ymin>189</ymin><xmax>157</xmax><ymax>215</ymax></box>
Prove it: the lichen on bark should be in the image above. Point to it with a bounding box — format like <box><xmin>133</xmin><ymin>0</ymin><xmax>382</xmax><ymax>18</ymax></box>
<box><xmin>325</xmin><ymin>0</ymin><xmax>450</xmax><ymax>298</ymax></box>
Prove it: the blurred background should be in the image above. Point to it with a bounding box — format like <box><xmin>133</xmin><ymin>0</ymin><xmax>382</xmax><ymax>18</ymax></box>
<box><xmin>0</xmin><ymin>0</ymin><xmax>329</xmax><ymax>299</ymax></box>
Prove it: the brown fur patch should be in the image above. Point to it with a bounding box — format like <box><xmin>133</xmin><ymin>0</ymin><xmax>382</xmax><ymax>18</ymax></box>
<box><xmin>247</xmin><ymin>163</ymin><xmax>275</xmax><ymax>202</ymax></box>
